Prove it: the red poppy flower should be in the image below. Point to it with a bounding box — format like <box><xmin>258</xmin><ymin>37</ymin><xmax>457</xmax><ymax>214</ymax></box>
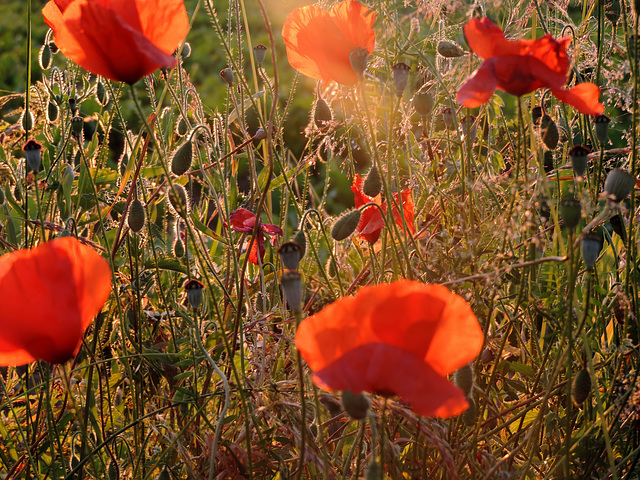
<box><xmin>457</xmin><ymin>18</ymin><xmax>604</xmax><ymax>116</ymax></box>
<box><xmin>295</xmin><ymin>281</ymin><xmax>484</xmax><ymax>417</ymax></box>
<box><xmin>42</xmin><ymin>0</ymin><xmax>189</xmax><ymax>84</ymax></box>
<box><xmin>230</xmin><ymin>208</ymin><xmax>283</xmax><ymax>265</ymax></box>
<box><xmin>351</xmin><ymin>174</ymin><xmax>415</xmax><ymax>243</ymax></box>
<box><xmin>0</xmin><ymin>237</ymin><xmax>111</xmax><ymax>366</ymax></box>
<box><xmin>282</xmin><ymin>0</ymin><xmax>375</xmax><ymax>85</ymax></box>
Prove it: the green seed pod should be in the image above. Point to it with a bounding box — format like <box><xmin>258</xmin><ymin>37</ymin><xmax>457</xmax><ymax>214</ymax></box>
<box><xmin>568</xmin><ymin>145</ymin><xmax>590</xmax><ymax>178</ymax></box>
<box><xmin>292</xmin><ymin>229</ymin><xmax>306</xmax><ymax>258</ymax></box>
<box><xmin>413</xmin><ymin>91</ymin><xmax>433</xmax><ymax>117</ymax></box>
<box><xmin>47</xmin><ymin>101</ymin><xmax>59</xmax><ymax>122</ymax></box>
<box><xmin>127</xmin><ymin>198</ymin><xmax>146</xmax><ymax>233</ymax></box>
<box><xmin>314</xmin><ymin>98</ymin><xmax>332</xmax><ymax>130</ymax></box>
<box><xmin>437</xmin><ymin>40</ymin><xmax>465</xmax><ymax>58</ymax></box>
<box><xmin>539</xmin><ymin>114</ymin><xmax>559</xmax><ymax>150</ymax></box>
<box><xmin>349</xmin><ymin>47</ymin><xmax>369</xmax><ymax>78</ymax></box>
<box><xmin>559</xmin><ymin>197</ymin><xmax>582</xmax><ymax>231</ymax></box>
<box><xmin>170</xmin><ymin>140</ymin><xmax>193</xmax><ymax>176</ymax></box>
<box><xmin>253</xmin><ymin>43</ymin><xmax>267</xmax><ymax>66</ymax></box>
<box><xmin>278</xmin><ymin>241</ymin><xmax>303</xmax><ymax>270</ymax></box>
<box><xmin>341</xmin><ymin>390</ymin><xmax>370</xmax><ymax>420</ymax></box>
<box><xmin>96</xmin><ymin>81</ymin><xmax>109</xmax><ymax>107</ymax></box>
<box><xmin>594</xmin><ymin>114</ymin><xmax>611</xmax><ymax>145</ymax></box>
<box><xmin>71</xmin><ymin>116</ymin><xmax>84</xmax><ymax>139</ymax></box>
<box><xmin>281</xmin><ymin>270</ymin><xmax>303</xmax><ymax>312</ymax></box>
<box><xmin>173</xmin><ymin>237</ymin><xmax>185</xmax><ymax>258</ymax></box>
<box><xmin>462</xmin><ymin>397</ymin><xmax>476</xmax><ymax>426</ymax></box>
<box><xmin>454</xmin><ymin>364</ymin><xmax>474</xmax><ymax>396</ymax></box>
<box><xmin>604</xmin><ymin>168</ymin><xmax>635</xmax><ymax>203</ymax></box>
<box><xmin>362</xmin><ymin>165</ymin><xmax>382</xmax><ymax>197</ymax></box>
<box><xmin>39</xmin><ymin>44</ymin><xmax>52</xmax><ymax>70</ymax></box>
<box><xmin>331</xmin><ymin>209</ymin><xmax>361</xmax><ymax>241</ymax></box>
<box><xmin>572</xmin><ymin>368</ymin><xmax>591</xmax><ymax>405</ymax></box>
<box><xmin>184</xmin><ymin>279</ymin><xmax>204</xmax><ymax>309</ymax></box>
<box><xmin>168</xmin><ymin>184</ymin><xmax>190</xmax><ymax>219</ymax></box>
<box><xmin>392</xmin><ymin>62</ymin><xmax>411</xmax><ymax>96</ymax></box>
<box><xmin>581</xmin><ymin>231</ymin><xmax>603</xmax><ymax>270</ymax></box>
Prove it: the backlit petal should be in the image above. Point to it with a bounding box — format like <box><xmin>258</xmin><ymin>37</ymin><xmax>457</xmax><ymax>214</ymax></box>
<box><xmin>551</xmin><ymin>83</ymin><xmax>605</xmax><ymax>116</ymax></box>
<box><xmin>457</xmin><ymin>61</ymin><xmax>499</xmax><ymax>108</ymax></box>
<box><xmin>331</xmin><ymin>0</ymin><xmax>375</xmax><ymax>53</ymax></box>
<box><xmin>229</xmin><ymin>208</ymin><xmax>256</xmax><ymax>233</ymax></box>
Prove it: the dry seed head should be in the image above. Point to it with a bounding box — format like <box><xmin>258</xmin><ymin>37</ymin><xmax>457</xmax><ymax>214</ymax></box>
<box><xmin>572</xmin><ymin>368</ymin><xmax>591</xmax><ymax>405</ymax></box>
<box><xmin>184</xmin><ymin>279</ymin><xmax>204</xmax><ymax>309</ymax></box>
<box><xmin>594</xmin><ymin>114</ymin><xmax>611</xmax><ymax>145</ymax></box>
<box><xmin>280</xmin><ymin>270</ymin><xmax>303</xmax><ymax>312</ymax></box>
<box><xmin>569</xmin><ymin>145</ymin><xmax>591</xmax><ymax>178</ymax></box>
<box><xmin>392</xmin><ymin>62</ymin><xmax>411</xmax><ymax>96</ymax></box>
<box><xmin>253</xmin><ymin>44</ymin><xmax>267</xmax><ymax>66</ymax></box>
<box><xmin>581</xmin><ymin>231</ymin><xmax>603</xmax><ymax>270</ymax></box>
<box><xmin>331</xmin><ymin>209</ymin><xmax>361</xmax><ymax>241</ymax></box>
<box><xmin>127</xmin><ymin>198</ymin><xmax>146</xmax><ymax>233</ymax></box>
<box><xmin>170</xmin><ymin>140</ymin><xmax>193</xmax><ymax>176</ymax></box>
<box><xmin>71</xmin><ymin>116</ymin><xmax>84</xmax><ymax>139</ymax></box>
<box><xmin>278</xmin><ymin>241</ymin><xmax>303</xmax><ymax>270</ymax></box>
<box><xmin>168</xmin><ymin>184</ymin><xmax>190</xmax><ymax>219</ymax></box>
<box><xmin>362</xmin><ymin>165</ymin><xmax>382</xmax><ymax>197</ymax></box>
<box><xmin>437</xmin><ymin>40</ymin><xmax>465</xmax><ymax>58</ymax></box>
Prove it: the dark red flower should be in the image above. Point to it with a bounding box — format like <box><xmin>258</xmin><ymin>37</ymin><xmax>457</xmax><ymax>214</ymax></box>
<box><xmin>295</xmin><ymin>281</ymin><xmax>484</xmax><ymax>418</ymax></box>
<box><xmin>42</xmin><ymin>0</ymin><xmax>189</xmax><ymax>84</ymax></box>
<box><xmin>351</xmin><ymin>174</ymin><xmax>415</xmax><ymax>243</ymax></box>
<box><xmin>0</xmin><ymin>237</ymin><xmax>111</xmax><ymax>365</ymax></box>
<box><xmin>457</xmin><ymin>18</ymin><xmax>604</xmax><ymax>116</ymax></box>
<box><xmin>282</xmin><ymin>0</ymin><xmax>375</xmax><ymax>85</ymax></box>
<box><xmin>230</xmin><ymin>208</ymin><xmax>283</xmax><ymax>265</ymax></box>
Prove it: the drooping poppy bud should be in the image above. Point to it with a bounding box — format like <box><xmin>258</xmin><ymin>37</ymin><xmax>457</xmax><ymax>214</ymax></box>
<box><xmin>39</xmin><ymin>43</ymin><xmax>52</xmax><ymax>70</ymax></box>
<box><xmin>559</xmin><ymin>197</ymin><xmax>582</xmax><ymax>231</ymax></box>
<box><xmin>341</xmin><ymin>390</ymin><xmax>370</xmax><ymax>420</ymax></box>
<box><xmin>349</xmin><ymin>47</ymin><xmax>369</xmax><ymax>79</ymax></box>
<box><xmin>331</xmin><ymin>209</ymin><xmax>362</xmax><ymax>241</ymax></box>
<box><xmin>392</xmin><ymin>62</ymin><xmax>411</xmax><ymax>97</ymax></box>
<box><xmin>180</xmin><ymin>42</ymin><xmax>191</xmax><ymax>58</ymax></box>
<box><xmin>603</xmin><ymin>168</ymin><xmax>635</xmax><ymax>202</ymax></box>
<box><xmin>453</xmin><ymin>364</ymin><xmax>474</xmax><ymax>396</ymax></box>
<box><xmin>96</xmin><ymin>81</ymin><xmax>109</xmax><ymax>107</ymax></box>
<box><xmin>127</xmin><ymin>198</ymin><xmax>146</xmax><ymax>233</ymax></box>
<box><xmin>437</xmin><ymin>40</ymin><xmax>465</xmax><ymax>58</ymax></box>
<box><xmin>173</xmin><ymin>237</ymin><xmax>185</xmax><ymax>258</ymax></box>
<box><xmin>47</xmin><ymin>101</ymin><xmax>59</xmax><ymax>122</ymax></box>
<box><xmin>253</xmin><ymin>44</ymin><xmax>267</xmax><ymax>66</ymax></box>
<box><xmin>168</xmin><ymin>184</ymin><xmax>190</xmax><ymax>219</ymax></box>
<box><xmin>281</xmin><ymin>270</ymin><xmax>303</xmax><ymax>313</ymax></box>
<box><xmin>170</xmin><ymin>139</ymin><xmax>193</xmax><ymax>176</ymax></box>
<box><xmin>23</xmin><ymin>139</ymin><xmax>42</xmax><ymax>172</ymax></box>
<box><xmin>184</xmin><ymin>279</ymin><xmax>204</xmax><ymax>309</ymax></box>
<box><xmin>21</xmin><ymin>110</ymin><xmax>34</xmax><ymax>132</ymax></box>
<box><xmin>572</xmin><ymin>368</ymin><xmax>591</xmax><ymax>405</ymax></box>
<box><xmin>362</xmin><ymin>165</ymin><xmax>382</xmax><ymax>197</ymax></box>
<box><xmin>539</xmin><ymin>114</ymin><xmax>559</xmax><ymax>150</ymax></box>
<box><xmin>314</xmin><ymin>98</ymin><xmax>333</xmax><ymax>130</ymax></box>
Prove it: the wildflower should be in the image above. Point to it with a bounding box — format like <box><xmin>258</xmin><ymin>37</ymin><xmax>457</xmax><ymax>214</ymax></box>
<box><xmin>42</xmin><ymin>0</ymin><xmax>189</xmax><ymax>84</ymax></box>
<box><xmin>457</xmin><ymin>18</ymin><xmax>604</xmax><ymax>116</ymax></box>
<box><xmin>351</xmin><ymin>174</ymin><xmax>415</xmax><ymax>244</ymax></box>
<box><xmin>230</xmin><ymin>208</ymin><xmax>283</xmax><ymax>265</ymax></box>
<box><xmin>295</xmin><ymin>281</ymin><xmax>484</xmax><ymax>417</ymax></box>
<box><xmin>282</xmin><ymin>0</ymin><xmax>375</xmax><ymax>85</ymax></box>
<box><xmin>0</xmin><ymin>237</ymin><xmax>111</xmax><ymax>365</ymax></box>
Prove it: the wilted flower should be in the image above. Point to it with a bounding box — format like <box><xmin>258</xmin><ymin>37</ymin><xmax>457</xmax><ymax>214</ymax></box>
<box><xmin>230</xmin><ymin>208</ymin><xmax>283</xmax><ymax>265</ymax></box>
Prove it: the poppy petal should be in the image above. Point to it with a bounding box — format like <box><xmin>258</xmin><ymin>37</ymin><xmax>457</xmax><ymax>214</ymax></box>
<box><xmin>391</xmin><ymin>189</ymin><xmax>415</xmax><ymax>235</ymax></box>
<box><xmin>247</xmin><ymin>233</ymin><xmax>265</xmax><ymax>265</ymax></box>
<box><xmin>261</xmin><ymin>223</ymin><xmax>284</xmax><ymax>239</ymax></box>
<box><xmin>551</xmin><ymin>83</ymin><xmax>604</xmax><ymax>116</ymax></box>
<box><xmin>229</xmin><ymin>208</ymin><xmax>256</xmax><ymax>232</ymax></box>
<box><xmin>463</xmin><ymin>17</ymin><xmax>521</xmax><ymax>59</ymax></box>
<box><xmin>313</xmin><ymin>343</ymin><xmax>469</xmax><ymax>418</ymax></box>
<box><xmin>330</xmin><ymin>0</ymin><xmax>375</xmax><ymax>53</ymax></box>
<box><xmin>0</xmin><ymin>237</ymin><xmax>111</xmax><ymax>365</ymax></box>
<box><xmin>457</xmin><ymin>61</ymin><xmax>499</xmax><ymax>108</ymax></box>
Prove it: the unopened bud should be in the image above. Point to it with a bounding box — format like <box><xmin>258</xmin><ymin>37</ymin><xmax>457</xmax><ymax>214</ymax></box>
<box><xmin>362</xmin><ymin>165</ymin><xmax>382</xmax><ymax>197</ymax></box>
<box><xmin>437</xmin><ymin>40</ymin><xmax>465</xmax><ymax>58</ymax></box>
<box><xmin>170</xmin><ymin>139</ymin><xmax>193</xmax><ymax>176</ymax></box>
<box><xmin>21</xmin><ymin>110</ymin><xmax>34</xmax><ymax>132</ymax></box>
<box><xmin>168</xmin><ymin>184</ymin><xmax>190</xmax><ymax>219</ymax></box>
<box><xmin>442</xmin><ymin>107</ymin><xmax>455</xmax><ymax>129</ymax></box>
<box><xmin>539</xmin><ymin>114</ymin><xmax>559</xmax><ymax>150</ymax></box>
<box><xmin>572</xmin><ymin>368</ymin><xmax>591</xmax><ymax>405</ymax></box>
<box><xmin>454</xmin><ymin>364</ymin><xmax>474</xmax><ymax>396</ymax></box>
<box><xmin>61</xmin><ymin>163</ymin><xmax>74</xmax><ymax>194</ymax></box>
<box><xmin>220</xmin><ymin>68</ymin><xmax>234</xmax><ymax>86</ymax></box>
<box><xmin>314</xmin><ymin>98</ymin><xmax>333</xmax><ymax>130</ymax></box>
<box><xmin>96</xmin><ymin>81</ymin><xmax>109</xmax><ymax>107</ymax></box>
<box><xmin>39</xmin><ymin>44</ymin><xmax>52</xmax><ymax>70</ymax></box>
<box><xmin>127</xmin><ymin>198</ymin><xmax>146</xmax><ymax>233</ymax></box>
<box><xmin>569</xmin><ymin>145</ymin><xmax>590</xmax><ymax>178</ymax></box>
<box><xmin>47</xmin><ymin>101</ymin><xmax>59</xmax><ymax>122</ymax></box>
<box><xmin>331</xmin><ymin>209</ymin><xmax>361</xmax><ymax>241</ymax></box>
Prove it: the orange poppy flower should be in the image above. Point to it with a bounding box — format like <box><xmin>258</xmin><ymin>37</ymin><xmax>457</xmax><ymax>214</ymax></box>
<box><xmin>295</xmin><ymin>281</ymin><xmax>484</xmax><ymax>417</ymax></box>
<box><xmin>351</xmin><ymin>174</ymin><xmax>414</xmax><ymax>243</ymax></box>
<box><xmin>42</xmin><ymin>0</ymin><xmax>189</xmax><ymax>84</ymax></box>
<box><xmin>457</xmin><ymin>18</ymin><xmax>604</xmax><ymax>116</ymax></box>
<box><xmin>282</xmin><ymin>0</ymin><xmax>375</xmax><ymax>85</ymax></box>
<box><xmin>0</xmin><ymin>237</ymin><xmax>111</xmax><ymax>365</ymax></box>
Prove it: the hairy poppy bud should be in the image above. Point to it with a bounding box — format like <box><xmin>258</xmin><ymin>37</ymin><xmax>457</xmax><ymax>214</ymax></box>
<box><xmin>39</xmin><ymin>44</ymin><xmax>52</xmax><ymax>70</ymax></box>
<box><xmin>175</xmin><ymin>116</ymin><xmax>189</xmax><ymax>137</ymax></box>
<box><xmin>281</xmin><ymin>270</ymin><xmax>303</xmax><ymax>312</ymax></box>
<box><xmin>23</xmin><ymin>139</ymin><xmax>42</xmax><ymax>172</ymax></box>
<box><xmin>292</xmin><ymin>229</ymin><xmax>306</xmax><ymax>258</ymax></box>
<box><xmin>569</xmin><ymin>145</ymin><xmax>590</xmax><ymax>178</ymax></box>
<box><xmin>413</xmin><ymin>91</ymin><xmax>433</xmax><ymax>117</ymax></box>
<box><xmin>532</xmin><ymin>105</ymin><xmax>543</xmax><ymax>126</ymax></box>
<box><xmin>594</xmin><ymin>114</ymin><xmax>610</xmax><ymax>145</ymax></box>
<box><xmin>21</xmin><ymin>110</ymin><xmax>34</xmax><ymax>132</ymax></box>
<box><xmin>184</xmin><ymin>279</ymin><xmax>204</xmax><ymax>309</ymax></box>
<box><xmin>181</xmin><ymin>42</ymin><xmax>191</xmax><ymax>58</ymax></box>
<box><xmin>604</xmin><ymin>168</ymin><xmax>635</xmax><ymax>202</ymax></box>
<box><xmin>539</xmin><ymin>114</ymin><xmax>559</xmax><ymax>150</ymax></box>
<box><xmin>127</xmin><ymin>198</ymin><xmax>146</xmax><ymax>233</ymax></box>
<box><xmin>326</xmin><ymin>258</ymin><xmax>337</xmax><ymax>278</ymax></box>
<box><xmin>349</xmin><ymin>47</ymin><xmax>369</xmax><ymax>78</ymax></box>
<box><xmin>362</xmin><ymin>165</ymin><xmax>382</xmax><ymax>197</ymax></box>
<box><xmin>168</xmin><ymin>184</ymin><xmax>190</xmax><ymax>219</ymax></box>
<box><xmin>47</xmin><ymin>101</ymin><xmax>59</xmax><ymax>122</ymax></box>
<box><xmin>341</xmin><ymin>390</ymin><xmax>370</xmax><ymax>420</ymax></box>
<box><xmin>454</xmin><ymin>364</ymin><xmax>474</xmax><ymax>396</ymax></box>
<box><xmin>71</xmin><ymin>116</ymin><xmax>84</xmax><ymax>140</ymax></box>
<box><xmin>254</xmin><ymin>127</ymin><xmax>267</xmax><ymax>140</ymax></box>
<box><xmin>559</xmin><ymin>197</ymin><xmax>582</xmax><ymax>231</ymax></box>
<box><xmin>170</xmin><ymin>139</ymin><xmax>193</xmax><ymax>176</ymax></box>
<box><xmin>61</xmin><ymin>163</ymin><xmax>74</xmax><ymax>195</ymax></box>
<box><xmin>572</xmin><ymin>368</ymin><xmax>591</xmax><ymax>405</ymax></box>
<box><xmin>220</xmin><ymin>68</ymin><xmax>234</xmax><ymax>86</ymax></box>
<box><xmin>581</xmin><ymin>231</ymin><xmax>602</xmax><ymax>270</ymax></box>
<box><xmin>278</xmin><ymin>241</ymin><xmax>303</xmax><ymax>270</ymax></box>
<box><xmin>314</xmin><ymin>98</ymin><xmax>332</xmax><ymax>130</ymax></box>
<box><xmin>331</xmin><ymin>209</ymin><xmax>361</xmax><ymax>241</ymax></box>
<box><xmin>96</xmin><ymin>81</ymin><xmax>109</xmax><ymax>107</ymax></box>
<box><xmin>437</xmin><ymin>39</ymin><xmax>465</xmax><ymax>58</ymax></box>
<box><xmin>253</xmin><ymin>44</ymin><xmax>267</xmax><ymax>66</ymax></box>
<box><xmin>173</xmin><ymin>237</ymin><xmax>185</xmax><ymax>258</ymax></box>
<box><xmin>392</xmin><ymin>62</ymin><xmax>411</xmax><ymax>96</ymax></box>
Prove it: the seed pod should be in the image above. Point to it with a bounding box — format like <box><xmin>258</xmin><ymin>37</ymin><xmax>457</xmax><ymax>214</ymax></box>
<box><xmin>253</xmin><ymin>44</ymin><xmax>267</xmax><ymax>66</ymax></box>
<box><xmin>362</xmin><ymin>166</ymin><xmax>382</xmax><ymax>197</ymax></box>
<box><xmin>47</xmin><ymin>101</ymin><xmax>59</xmax><ymax>122</ymax></box>
<box><xmin>442</xmin><ymin>107</ymin><xmax>455</xmax><ymax>129</ymax></box>
<box><xmin>572</xmin><ymin>368</ymin><xmax>591</xmax><ymax>405</ymax></box>
<box><xmin>314</xmin><ymin>98</ymin><xmax>332</xmax><ymax>130</ymax></box>
<box><xmin>569</xmin><ymin>145</ymin><xmax>591</xmax><ymax>178</ymax></box>
<box><xmin>539</xmin><ymin>114</ymin><xmax>559</xmax><ymax>150</ymax></box>
<box><xmin>278</xmin><ymin>241</ymin><xmax>303</xmax><ymax>270</ymax></box>
<box><xmin>23</xmin><ymin>139</ymin><xmax>42</xmax><ymax>172</ymax></box>
<box><xmin>184</xmin><ymin>279</ymin><xmax>204</xmax><ymax>309</ymax></box>
<box><xmin>454</xmin><ymin>364</ymin><xmax>474</xmax><ymax>396</ymax></box>
<box><xmin>168</xmin><ymin>184</ymin><xmax>190</xmax><ymax>219</ymax></box>
<box><xmin>610</xmin><ymin>213</ymin><xmax>626</xmax><ymax>242</ymax></box>
<box><xmin>594</xmin><ymin>114</ymin><xmax>611</xmax><ymax>145</ymax></box>
<box><xmin>127</xmin><ymin>198</ymin><xmax>146</xmax><ymax>233</ymax></box>
<box><xmin>220</xmin><ymin>68</ymin><xmax>234</xmax><ymax>86</ymax></box>
<box><xmin>349</xmin><ymin>47</ymin><xmax>369</xmax><ymax>78</ymax></box>
<box><xmin>581</xmin><ymin>231</ymin><xmax>603</xmax><ymax>270</ymax></box>
<box><xmin>170</xmin><ymin>139</ymin><xmax>193</xmax><ymax>176</ymax></box>
<box><xmin>413</xmin><ymin>91</ymin><xmax>433</xmax><ymax>117</ymax></box>
<box><xmin>96</xmin><ymin>81</ymin><xmax>109</xmax><ymax>107</ymax></box>
<box><xmin>559</xmin><ymin>197</ymin><xmax>582</xmax><ymax>231</ymax></box>
<box><xmin>604</xmin><ymin>168</ymin><xmax>635</xmax><ymax>203</ymax></box>
<box><xmin>437</xmin><ymin>40</ymin><xmax>465</xmax><ymax>58</ymax></box>
<box><xmin>292</xmin><ymin>229</ymin><xmax>306</xmax><ymax>258</ymax></box>
<box><xmin>71</xmin><ymin>116</ymin><xmax>84</xmax><ymax>139</ymax></box>
<box><xmin>331</xmin><ymin>209</ymin><xmax>361</xmax><ymax>241</ymax></box>
<box><xmin>39</xmin><ymin>44</ymin><xmax>52</xmax><ymax>70</ymax></box>
<box><xmin>280</xmin><ymin>270</ymin><xmax>303</xmax><ymax>312</ymax></box>
<box><xmin>341</xmin><ymin>390</ymin><xmax>370</xmax><ymax>420</ymax></box>
<box><xmin>392</xmin><ymin>62</ymin><xmax>411</xmax><ymax>96</ymax></box>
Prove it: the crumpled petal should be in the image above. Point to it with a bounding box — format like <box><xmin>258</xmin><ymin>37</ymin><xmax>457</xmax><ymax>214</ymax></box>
<box><xmin>229</xmin><ymin>208</ymin><xmax>256</xmax><ymax>233</ymax></box>
<box><xmin>551</xmin><ymin>83</ymin><xmax>605</xmax><ymax>116</ymax></box>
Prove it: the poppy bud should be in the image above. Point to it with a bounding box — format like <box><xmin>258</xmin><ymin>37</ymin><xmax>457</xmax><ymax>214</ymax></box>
<box><xmin>23</xmin><ymin>139</ymin><xmax>42</xmax><ymax>172</ymax></box>
<box><xmin>314</xmin><ymin>98</ymin><xmax>333</xmax><ymax>130</ymax></box>
<box><xmin>292</xmin><ymin>229</ymin><xmax>306</xmax><ymax>258</ymax></box>
<box><xmin>170</xmin><ymin>139</ymin><xmax>193</xmax><ymax>176</ymax></box>
<box><xmin>253</xmin><ymin>44</ymin><xmax>267</xmax><ymax>66</ymax></box>
<box><xmin>168</xmin><ymin>184</ymin><xmax>190</xmax><ymax>219</ymax></box>
<box><xmin>71</xmin><ymin>116</ymin><xmax>84</xmax><ymax>140</ymax></box>
<box><xmin>326</xmin><ymin>258</ymin><xmax>337</xmax><ymax>278</ymax></box>
<box><xmin>349</xmin><ymin>47</ymin><xmax>369</xmax><ymax>79</ymax></box>
<box><xmin>280</xmin><ymin>270</ymin><xmax>303</xmax><ymax>312</ymax></box>
<box><xmin>413</xmin><ymin>91</ymin><xmax>433</xmax><ymax>117</ymax></box>
<box><xmin>68</xmin><ymin>97</ymin><xmax>77</xmax><ymax>115</ymax></box>
<box><xmin>96</xmin><ymin>81</ymin><xmax>109</xmax><ymax>107</ymax></box>
<box><xmin>278</xmin><ymin>241</ymin><xmax>303</xmax><ymax>270</ymax></box>
<box><xmin>39</xmin><ymin>44</ymin><xmax>52</xmax><ymax>70</ymax></box>
<box><xmin>606</xmin><ymin>0</ymin><xmax>621</xmax><ymax>26</ymax></box>
<box><xmin>21</xmin><ymin>110</ymin><xmax>34</xmax><ymax>132</ymax></box>
<box><xmin>184</xmin><ymin>279</ymin><xmax>204</xmax><ymax>309</ymax></box>
<box><xmin>442</xmin><ymin>107</ymin><xmax>455</xmax><ymax>129</ymax></box>
<box><xmin>460</xmin><ymin>115</ymin><xmax>477</xmax><ymax>144</ymax></box>
<box><xmin>603</xmin><ymin>168</ymin><xmax>635</xmax><ymax>202</ymax></box>
<box><xmin>127</xmin><ymin>198</ymin><xmax>146</xmax><ymax>233</ymax></box>
<box><xmin>362</xmin><ymin>165</ymin><xmax>382</xmax><ymax>197</ymax></box>
<box><xmin>531</xmin><ymin>105</ymin><xmax>543</xmax><ymax>126</ymax></box>
<box><xmin>454</xmin><ymin>364</ymin><xmax>474</xmax><ymax>396</ymax></box>
<box><xmin>255</xmin><ymin>127</ymin><xmax>268</xmax><ymax>140</ymax></box>
<box><xmin>543</xmin><ymin>150</ymin><xmax>554</xmax><ymax>174</ymax></box>
<box><xmin>539</xmin><ymin>114</ymin><xmax>559</xmax><ymax>150</ymax></box>
<box><xmin>568</xmin><ymin>145</ymin><xmax>591</xmax><ymax>178</ymax></box>
<box><xmin>47</xmin><ymin>101</ymin><xmax>59</xmax><ymax>122</ymax></box>
<box><xmin>173</xmin><ymin>237</ymin><xmax>185</xmax><ymax>258</ymax></box>
<box><xmin>462</xmin><ymin>397</ymin><xmax>476</xmax><ymax>426</ymax></box>
<box><xmin>331</xmin><ymin>209</ymin><xmax>362</xmax><ymax>241</ymax></box>
<box><xmin>61</xmin><ymin>163</ymin><xmax>74</xmax><ymax>194</ymax></box>
<box><xmin>437</xmin><ymin>40</ymin><xmax>465</xmax><ymax>58</ymax></box>
<box><xmin>181</xmin><ymin>42</ymin><xmax>192</xmax><ymax>58</ymax></box>
<box><xmin>392</xmin><ymin>62</ymin><xmax>411</xmax><ymax>96</ymax></box>
<box><xmin>610</xmin><ymin>213</ymin><xmax>626</xmax><ymax>242</ymax></box>
<box><xmin>175</xmin><ymin>116</ymin><xmax>189</xmax><ymax>137</ymax></box>
<box><xmin>581</xmin><ymin>231</ymin><xmax>602</xmax><ymax>270</ymax></box>
<box><xmin>481</xmin><ymin>347</ymin><xmax>495</xmax><ymax>364</ymax></box>
<box><xmin>559</xmin><ymin>197</ymin><xmax>582</xmax><ymax>231</ymax></box>
<box><xmin>572</xmin><ymin>368</ymin><xmax>591</xmax><ymax>405</ymax></box>
<box><xmin>594</xmin><ymin>114</ymin><xmax>610</xmax><ymax>145</ymax></box>
<box><xmin>341</xmin><ymin>390</ymin><xmax>370</xmax><ymax>420</ymax></box>
<box><xmin>220</xmin><ymin>68</ymin><xmax>234</xmax><ymax>86</ymax></box>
